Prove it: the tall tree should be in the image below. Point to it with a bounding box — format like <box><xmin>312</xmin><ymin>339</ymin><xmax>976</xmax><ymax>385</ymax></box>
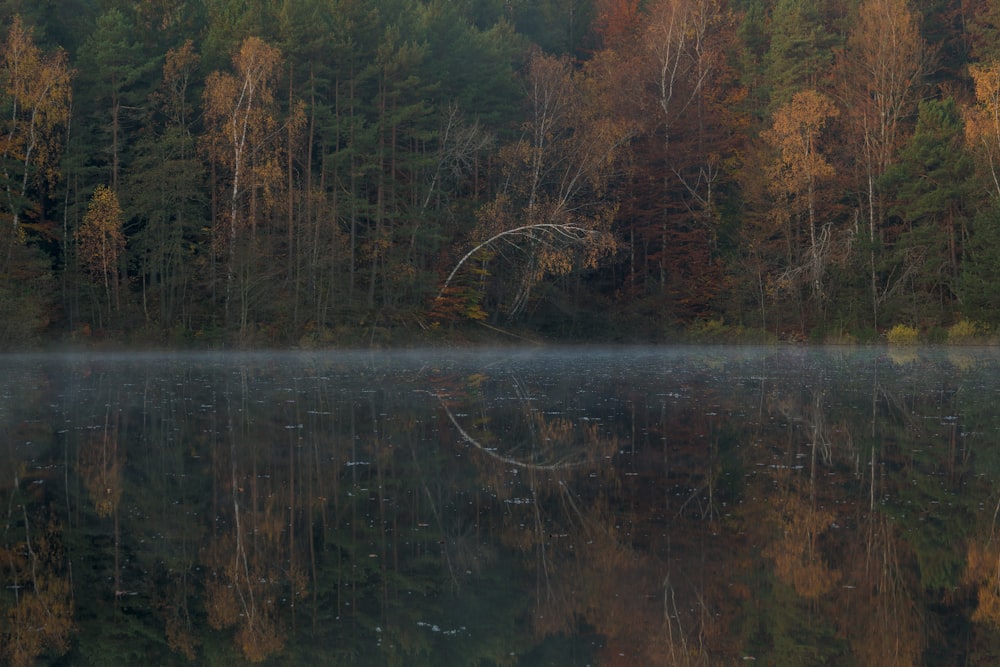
<box><xmin>76</xmin><ymin>184</ymin><xmax>125</xmax><ymax>321</ymax></box>
<box><xmin>126</xmin><ymin>40</ymin><xmax>207</xmax><ymax>327</ymax></box>
<box><xmin>882</xmin><ymin>98</ymin><xmax>972</xmax><ymax>324</ymax></box>
<box><xmin>839</xmin><ymin>0</ymin><xmax>926</xmax><ymax>328</ymax></box>
<box><xmin>645</xmin><ymin>0</ymin><xmax>716</xmax><ymax>154</ymax></box>
<box><xmin>960</xmin><ymin>204</ymin><xmax>1000</xmax><ymax>324</ymax></box>
<box><xmin>636</xmin><ymin>0</ymin><xmax>740</xmax><ymax>318</ymax></box>
<box><xmin>761</xmin><ymin>89</ymin><xmax>840</xmax><ymax>321</ymax></box>
<box><xmin>365</xmin><ymin>23</ymin><xmax>434</xmax><ymax>309</ymax></box>
<box><xmin>77</xmin><ymin>8</ymin><xmax>155</xmax><ymax>193</ymax></box>
<box><xmin>0</xmin><ymin>15</ymin><xmax>71</xmax><ymax>269</ymax></box>
<box><xmin>764</xmin><ymin>0</ymin><xmax>839</xmax><ymax>107</ymax></box>
<box><xmin>202</xmin><ymin>35</ymin><xmax>284</xmax><ymax>334</ymax></box>
<box><xmin>966</xmin><ymin>60</ymin><xmax>1000</xmax><ymax>202</ymax></box>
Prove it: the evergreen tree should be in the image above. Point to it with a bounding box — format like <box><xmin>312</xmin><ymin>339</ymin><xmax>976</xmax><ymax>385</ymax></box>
<box><xmin>961</xmin><ymin>204</ymin><xmax>1000</xmax><ymax>325</ymax></box>
<box><xmin>764</xmin><ymin>0</ymin><xmax>839</xmax><ymax>107</ymax></box>
<box><xmin>75</xmin><ymin>8</ymin><xmax>158</xmax><ymax>193</ymax></box>
<box><xmin>881</xmin><ymin>98</ymin><xmax>973</xmax><ymax>323</ymax></box>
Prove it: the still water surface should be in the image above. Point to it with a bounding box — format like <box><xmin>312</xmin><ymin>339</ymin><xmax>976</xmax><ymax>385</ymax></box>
<box><xmin>3</xmin><ymin>346</ymin><xmax>1000</xmax><ymax>665</ymax></box>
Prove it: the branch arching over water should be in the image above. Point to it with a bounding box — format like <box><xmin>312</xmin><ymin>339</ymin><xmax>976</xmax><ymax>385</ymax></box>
<box><xmin>435</xmin><ymin>223</ymin><xmax>598</xmax><ymax>301</ymax></box>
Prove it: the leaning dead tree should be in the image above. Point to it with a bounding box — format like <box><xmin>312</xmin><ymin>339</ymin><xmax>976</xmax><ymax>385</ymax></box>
<box><xmin>434</xmin><ymin>47</ymin><xmax>631</xmax><ymax>318</ymax></box>
<box><xmin>435</xmin><ymin>222</ymin><xmax>602</xmax><ymax>302</ymax></box>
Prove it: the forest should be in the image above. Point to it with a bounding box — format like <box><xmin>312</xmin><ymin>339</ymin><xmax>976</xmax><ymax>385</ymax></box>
<box><xmin>1</xmin><ymin>0</ymin><xmax>1000</xmax><ymax>347</ymax></box>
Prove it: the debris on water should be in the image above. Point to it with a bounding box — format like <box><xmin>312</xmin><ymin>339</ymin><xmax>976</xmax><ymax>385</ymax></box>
<box><xmin>417</xmin><ymin>621</ymin><xmax>466</xmax><ymax>636</ymax></box>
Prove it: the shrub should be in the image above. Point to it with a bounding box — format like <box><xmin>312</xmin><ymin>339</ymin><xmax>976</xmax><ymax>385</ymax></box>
<box><xmin>946</xmin><ymin>320</ymin><xmax>986</xmax><ymax>344</ymax></box>
<box><xmin>886</xmin><ymin>324</ymin><xmax>919</xmax><ymax>345</ymax></box>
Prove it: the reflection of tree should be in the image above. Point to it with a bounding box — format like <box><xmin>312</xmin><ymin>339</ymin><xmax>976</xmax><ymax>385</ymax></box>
<box><xmin>202</xmin><ymin>469</ymin><xmax>290</xmax><ymax>662</ymax></box>
<box><xmin>766</xmin><ymin>487</ymin><xmax>841</xmax><ymax>599</ymax></box>
<box><xmin>159</xmin><ymin>575</ymin><xmax>199</xmax><ymax>661</ymax></box>
<box><xmin>965</xmin><ymin>483</ymin><xmax>1000</xmax><ymax>642</ymax></box>
<box><xmin>77</xmin><ymin>407</ymin><xmax>122</xmax><ymax>518</ymax></box>
<box><xmin>844</xmin><ymin>510</ymin><xmax>923</xmax><ymax>666</ymax></box>
<box><xmin>436</xmin><ymin>369</ymin><xmax>737</xmax><ymax>664</ymax></box>
<box><xmin>200</xmin><ymin>369</ymin><xmax>303</xmax><ymax>663</ymax></box>
<box><xmin>76</xmin><ymin>402</ymin><xmax>129</xmax><ymax>605</ymax></box>
<box><xmin>968</xmin><ymin>536</ymin><xmax>1000</xmax><ymax>626</ymax></box>
<box><xmin>754</xmin><ymin>369</ymin><xmax>936</xmax><ymax>664</ymax></box>
<box><xmin>764</xmin><ymin>391</ymin><xmax>842</xmax><ymax>599</ymax></box>
<box><xmin>0</xmin><ymin>508</ymin><xmax>73</xmax><ymax>667</ymax></box>
<box><xmin>436</xmin><ymin>373</ymin><xmax>611</xmax><ymax>473</ymax></box>
<box><xmin>837</xmin><ymin>390</ymin><xmax>924</xmax><ymax>665</ymax></box>
<box><xmin>14</xmin><ymin>351</ymin><xmax>999</xmax><ymax>664</ymax></box>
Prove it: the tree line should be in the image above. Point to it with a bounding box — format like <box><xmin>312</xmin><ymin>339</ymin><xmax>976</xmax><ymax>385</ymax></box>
<box><xmin>2</xmin><ymin>0</ymin><xmax>1000</xmax><ymax>346</ymax></box>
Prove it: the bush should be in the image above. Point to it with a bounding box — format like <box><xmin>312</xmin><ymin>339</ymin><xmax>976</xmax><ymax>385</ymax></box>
<box><xmin>946</xmin><ymin>320</ymin><xmax>987</xmax><ymax>344</ymax></box>
<box><xmin>886</xmin><ymin>324</ymin><xmax>919</xmax><ymax>345</ymax></box>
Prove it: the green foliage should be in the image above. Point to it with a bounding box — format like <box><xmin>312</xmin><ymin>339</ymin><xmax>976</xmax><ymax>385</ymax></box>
<box><xmin>763</xmin><ymin>0</ymin><xmax>840</xmax><ymax>107</ymax></box>
<box><xmin>506</xmin><ymin>0</ymin><xmax>595</xmax><ymax>56</ymax></box>
<box><xmin>0</xmin><ymin>0</ymin><xmax>999</xmax><ymax>344</ymax></box>
<box><xmin>0</xmin><ymin>241</ymin><xmax>56</xmax><ymax>348</ymax></box>
<box><xmin>962</xmin><ymin>205</ymin><xmax>1000</xmax><ymax>326</ymax></box>
<box><xmin>880</xmin><ymin>98</ymin><xmax>974</xmax><ymax>324</ymax></box>
<box><xmin>886</xmin><ymin>99</ymin><xmax>972</xmax><ymax>223</ymax></box>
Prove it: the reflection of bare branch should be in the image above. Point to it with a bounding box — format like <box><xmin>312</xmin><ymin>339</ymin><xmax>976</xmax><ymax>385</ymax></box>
<box><xmin>662</xmin><ymin>572</ymin><xmax>709</xmax><ymax>666</ymax></box>
<box><xmin>436</xmin><ymin>394</ymin><xmax>593</xmax><ymax>471</ymax></box>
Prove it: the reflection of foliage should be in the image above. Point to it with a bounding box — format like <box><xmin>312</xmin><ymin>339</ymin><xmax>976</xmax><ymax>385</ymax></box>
<box><xmin>969</xmin><ymin>539</ymin><xmax>1000</xmax><ymax>627</ymax></box>
<box><xmin>159</xmin><ymin>577</ymin><xmax>199</xmax><ymax>661</ymax></box>
<box><xmin>437</xmin><ymin>367</ymin><xmax>742</xmax><ymax>664</ymax></box>
<box><xmin>839</xmin><ymin>512</ymin><xmax>924</xmax><ymax>665</ymax></box>
<box><xmin>743</xmin><ymin>574</ymin><xmax>849</xmax><ymax>666</ymax></box>
<box><xmin>8</xmin><ymin>351</ymin><xmax>1000</xmax><ymax>664</ymax></box>
<box><xmin>77</xmin><ymin>413</ymin><xmax>123</xmax><ymax>518</ymax></box>
<box><xmin>0</xmin><ymin>510</ymin><xmax>74</xmax><ymax>667</ymax></box>
<box><xmin>201</xmin><ymin>467</ymin><xmax>291</xmax><ymax>663</ymax></box>
<box><xmin>766</xmin><ymin>492</ymin><xmax>841</xmax><ymax>599</ymax></box>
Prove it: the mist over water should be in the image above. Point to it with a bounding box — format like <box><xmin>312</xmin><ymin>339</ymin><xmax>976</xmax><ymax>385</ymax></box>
<box><xmin>2</xmin><ymin>346</ymin><xmax>999</xmax><ymax>665</ymax></box>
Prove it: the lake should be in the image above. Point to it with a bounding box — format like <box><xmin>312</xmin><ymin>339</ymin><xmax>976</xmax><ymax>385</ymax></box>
<box><xmin>3</xmin><ymin>346</ymin><xmax>1000</xmax><ymax>665</ymax></box>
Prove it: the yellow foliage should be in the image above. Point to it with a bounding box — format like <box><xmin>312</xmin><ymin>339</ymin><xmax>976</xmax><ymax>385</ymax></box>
<box><xmin>763</xmin><ymin>90</ymin><xmax>839</xmax><ymax>199</ymax></box>
<box><xmin>968</xmin><ymin>62</ymin><xmax>1000</xmax><ymax>143</ymax></box>
<box><xmin>968</xmin><ymin>541</ymin><xmax>1000</xmax><ymax>628</ymax></box>
<box><xmin>164</xmin><ymin>609</ymin><xmax>199</xmax><ymax>661</ymax></box>
<box><xmin>205</xmin><ymin>578</ymin><xmax>240</xmax><ymax>630</ymax></box>
<box><xmin>235</xmin><ymin>612</ymin><xmax>284</xmax><ymax>663</ymax></box>
<box><xmin>0</xmin><ymin>517</ymin><xmax>74</xmax><ymax>667</ymax></box>
<box><xmin>947</xmin><ymin>319</ymin><xmax>987</xmax><ymax>344</ymax></box>
<box><xmin>886</xmin><ymin>323</ymin><xmax>919</xmax><ymax>345</ymax></box>
<box><xmin>76</xmin><ymin>185</ymin><xmax>125</xmax><ymax>289</ymax></box>
<box><xmin>78</xmin><ymin>427</ymin><xmax>123</xmax><ymax>518</ymax></box>
<box><xmin>966</xmin><ymin>61</ymin><xmax>1000</xmax><ymax>200</ymax></box>
<box><xmin>766</xmin><ymin>500</ymin><xmax>841</xmax><ymax>599</ymax></box>
<box><xmin>0</xmin><ymin>16</ymin><xmax>73</xmax><ymax>195</ymax></box>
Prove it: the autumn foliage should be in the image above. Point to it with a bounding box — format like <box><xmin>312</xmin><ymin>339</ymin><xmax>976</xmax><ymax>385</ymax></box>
<box><xmin>0</xmin><ymin>0</ymin><xmax>998</xmax><ymax>341</ymax></box>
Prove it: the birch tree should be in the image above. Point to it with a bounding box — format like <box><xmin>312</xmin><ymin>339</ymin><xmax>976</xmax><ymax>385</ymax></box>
<box><xmin>202</xmin><ymin>36</ymin><xmax>282</xmax><ymax>330</ymax></box>
<box><xmin>840</xmin><ymin>0</ymin><xmax>926</xmax><ymax>327</ymax></box>
<box><xmin>762</xmin><ymin>90</ymin><xmax>839</xmax><ymax>312</ymax></box>
<box><xmin>966</xmin><ymin>60</ymin><xmax>1000</xmax><ymax>202</ymax></box>
<box><xmin>0</xmin><ymin>15</ymin><xmax>72</xmax><ymax>268</ymax></box>
<box><xmin>76</xmin><ymin>184</ymin><xmax>125</xmax><ymax>318</ymax></box>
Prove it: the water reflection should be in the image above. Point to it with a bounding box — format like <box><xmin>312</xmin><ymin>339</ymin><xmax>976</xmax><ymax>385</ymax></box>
<box><xmin>3</xmin><ymin>348</ymin><xmax>1000</xmax><ymax>664</ymax></box>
